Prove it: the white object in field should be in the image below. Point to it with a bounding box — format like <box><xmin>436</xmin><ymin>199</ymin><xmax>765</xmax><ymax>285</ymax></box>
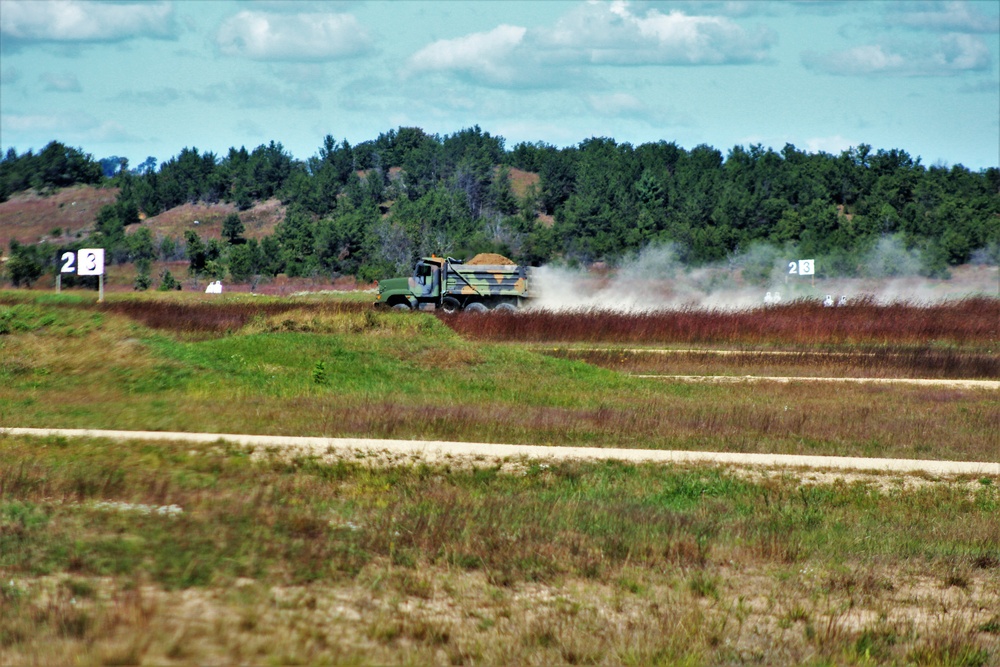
<box><xmin>798</xmin><ymin>259</ymin><xmax>815</xmax><ymax>275</ymax></box>
<box><xmin>205</xmin><ymin>281</ymin><xmax>223</xmax><ymax>294</ymax></box>
<box><xmin>76</xmin><ymin>249</ymin><xmax>105</xmax><ymax>275</ymax></box>
<box><xmin>764</xmin><ymin>292</ymin><xmax>773</xmax><ymax>305</ymax></box>
<box><xmin>838</xmin><ymin>295</ymin><xmax>847</xmax><ymax>306</ymax></box>
<box><xmin>772</xmin><ymin>292</ymin><xmax>781</xmax><ymax>304</ymax></box>
<box><xmin>823</xmin><ymin>295</ymin><xmax>834</xmax><ymax>307</ymax></box>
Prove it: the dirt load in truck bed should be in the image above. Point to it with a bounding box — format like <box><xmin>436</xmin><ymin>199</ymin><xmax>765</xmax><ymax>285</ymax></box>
<box><xmin>466</xmin><ymin>253</ymin><xmax>516</xmax><ymax>265</ymax></box>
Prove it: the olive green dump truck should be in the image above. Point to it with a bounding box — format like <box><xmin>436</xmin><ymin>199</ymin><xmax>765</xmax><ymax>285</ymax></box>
<box><xmin>375</xmin><ymin>255</ymin><xmax>531</xmax><ymax>313</ymax></box>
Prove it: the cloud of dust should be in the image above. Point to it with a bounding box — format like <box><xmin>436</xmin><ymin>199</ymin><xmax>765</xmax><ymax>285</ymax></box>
<box><xmin>527</xmin><ymin>238</ymin><xmax>999</xmax><ymax>312</ymax></box>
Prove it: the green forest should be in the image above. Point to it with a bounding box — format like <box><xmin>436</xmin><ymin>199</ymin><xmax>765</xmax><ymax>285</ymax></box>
<box><xmin>2</xmin><ymin>125</ymin><xmax>999</xmax><ymax>288</ymax></box>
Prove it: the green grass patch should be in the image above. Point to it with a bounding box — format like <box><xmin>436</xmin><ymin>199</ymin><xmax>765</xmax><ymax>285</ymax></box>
<box><xmin>2</xmin><ymin>436</ymin><xmax>997</xmax><ymax>588</ymax></box>
<box><xmin>1</xmin><ymin>296</ymin><xmax>997</xmax><ymax>461</ymax></box>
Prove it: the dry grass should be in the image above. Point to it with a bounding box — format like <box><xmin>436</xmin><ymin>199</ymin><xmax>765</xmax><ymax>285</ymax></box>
<box><xmin>3</xmin><ymin>291</ymin><xmax>997</xmax><ymax>665</ymax></box>
<box><xmin>1</xmin><ymin>437</ymin><xmax>997</xmax><ymax>666</ymax></box>
<box><xmin>5</xmin><ymin>566</ymin><xmax>996</xmax><ymax>666</ymax></box>
<box><xmin>548</xmin><ymin>347</ymin><xmax>1000</xmax><ymax>379</ymax></box>
<box><xmin>98</xmin><ymin>298</ymin><xmax>370</xmax><ymax>334</ymax></box>
<box><xmin>135</xmin><ymin>197</ymin><xmax>285</xmax><ymax>243</ymax></box>
<box><xmin>0</xmin><ymin>185</ymin><xmax>119</xmax><ymax>249</ymax></box>
<box><xmin>448</xmin><ymin>297</ymin><xmax>1000</xmax><ymax>347</ymax></box>
<box><xmin>1</xmin><ymin>293</ymin><xmax>997</xmax><ymax>461</ymax></box>
<box><xmin>506</xmin><ymin>167</ymin><xmax>540</xmax><ymax>199</ymax></box>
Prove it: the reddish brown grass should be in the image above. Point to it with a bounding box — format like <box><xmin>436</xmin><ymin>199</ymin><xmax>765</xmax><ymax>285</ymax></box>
<box><xmin>557</xmin><ymin>347</ymin><xmax>1000</xmax><ymax>379</ymax></box>
<box><xmin>96</xmin><ymin>299</ymin><xmax>370</xmax><ymax>333</ymax></box>
<box><xmin>443</xmin><ymin>297</ymin><xmax>1000</xmax><ymax>346</ymax></box>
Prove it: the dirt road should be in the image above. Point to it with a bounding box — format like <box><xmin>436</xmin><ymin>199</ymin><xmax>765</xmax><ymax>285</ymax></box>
<box><xmin>634</xmin><ymin>375</ymin><xmax>1000</xmax><ymax>389</ymax></box>
<box><xmin>3</xmin><ymin>427</ymin><xmax>997</xmax><ymax>477</ymax></box>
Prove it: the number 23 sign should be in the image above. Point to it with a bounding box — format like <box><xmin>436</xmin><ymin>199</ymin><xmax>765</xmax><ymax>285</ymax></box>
<box><xmin>61</xmin><ymin>249</ymin><xmax>105</xmax><ymax>276</ymax></box>
<box><xmin>787</xmin><ymin>259</ymin><xmax>815</xmax><ymax>276</ymax></box>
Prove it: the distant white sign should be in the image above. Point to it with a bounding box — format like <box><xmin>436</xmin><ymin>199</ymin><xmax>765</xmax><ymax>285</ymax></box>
<box><xmin>76</xmin><ymin>249</ymin><xmax>105</xmax><ymax>276</ymax></box>
<box><xmin>788</xmin><ymin>259</ymin><xmax>815</xmax><ymax>276</ymax></box>
<box><xmin>60</xmin><ymin>249</ymin><xmax>105</xmax><ymax>275</ymax></box>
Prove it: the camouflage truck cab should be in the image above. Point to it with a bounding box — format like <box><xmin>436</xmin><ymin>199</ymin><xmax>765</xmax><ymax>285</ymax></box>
<box><xmin>375</xmin><ymin>256</ymin><xmax>531</xmax><ymax>312</ymax></box>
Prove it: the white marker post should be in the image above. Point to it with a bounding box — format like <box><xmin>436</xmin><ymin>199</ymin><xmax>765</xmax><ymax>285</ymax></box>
<box><xmin>73</xmin><ymin>248</ymin><xmax>106</xmax><ymax>302</ymax></box>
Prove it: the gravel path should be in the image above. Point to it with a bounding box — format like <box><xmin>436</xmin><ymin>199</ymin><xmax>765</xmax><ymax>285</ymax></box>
<box><xmin>634</xmin><ymin>375</ymin><xmax>1000</xmax><ymax>389</ymax></box>
<box><xmin>3</xmin><ymin>427</ymin><xmax>998</xmax><ymax>477</ymax></box>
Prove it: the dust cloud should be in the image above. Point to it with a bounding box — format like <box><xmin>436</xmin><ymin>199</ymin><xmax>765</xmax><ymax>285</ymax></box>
<box><xmin>527</xmin><ymin>239</ymin><xmax>1000</xmax><ymax>312</ymax></box>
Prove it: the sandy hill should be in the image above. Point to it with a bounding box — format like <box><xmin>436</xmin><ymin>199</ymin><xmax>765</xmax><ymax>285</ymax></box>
<box><xmin>135</xmin><ymin>198</ymin><xmax>285</xmax><ymax>242</ymax></box>
<box><xmin>0</xmin><ymin>185</ymin><xmax>118</xmax><ymax>249</ymax></box>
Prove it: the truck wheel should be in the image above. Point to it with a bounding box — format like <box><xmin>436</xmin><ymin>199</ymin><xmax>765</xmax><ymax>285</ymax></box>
<box><xmin>392</xmin><ymin>303</ymin><xmax>411</xmax><ymax>311</ymax></box>
<box><xmin>464</xmin><ymin>302</ymin><xmax>488</xmax><ymax>314</ymax></box>
<box><xmin>441</xmin><ymin>297</ymin><xmax>461</xmax><ymax>314</ymax></box>
<box><xmin>493</xmin><ymin>303</ymin><xmax>517</xmax><ymax>312</ymax></box>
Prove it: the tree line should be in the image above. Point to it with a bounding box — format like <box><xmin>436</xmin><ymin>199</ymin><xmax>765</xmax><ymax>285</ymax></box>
<box><xmin>2</xmin><ymin>129</ymin><xmax>998</xmax><ymax>289</ymax></box>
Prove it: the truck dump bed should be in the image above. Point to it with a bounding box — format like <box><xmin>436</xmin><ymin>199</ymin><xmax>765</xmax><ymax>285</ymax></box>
<box><xmin>443</xmin><ymin>262</ymin><xmax>530</xmax><ymax>298</ymax></box>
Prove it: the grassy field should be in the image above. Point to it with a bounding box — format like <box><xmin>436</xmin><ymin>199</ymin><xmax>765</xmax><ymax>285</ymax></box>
<box><xmin>2</xmin><ymin>435</ymin><xmax>998</xmax><ymax>666</ymax></box>
<box><xmin>0</xmin><ymin>292</ymin><xmax>997</xmax><ymax>461</ymax></box>
<box><xmin>0</xmin><ymin>185</ymin><xmax>119</xmax><ymax>248</ymax></box>
<box><xmin>1</xmin><ymin>290</ymin><xmax>998</xmax><ymax>665</ymax></box>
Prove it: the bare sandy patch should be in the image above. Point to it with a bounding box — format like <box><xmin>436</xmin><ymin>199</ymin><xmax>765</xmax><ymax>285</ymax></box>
<box><xmin>4</xmin><ymin>428</ymin><xmax>999</xmax><ymax>478</ymax></box>
<box><xmin>635</xmin><ymin>374</ymin><xmax>1000</xmax><ymax>390</ymax></box>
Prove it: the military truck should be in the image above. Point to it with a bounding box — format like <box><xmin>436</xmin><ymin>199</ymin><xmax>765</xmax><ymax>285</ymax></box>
<box><xmin>375</xmin><ymin>255</ymin><xmax>531</xmax><ymax>313</ymax></box>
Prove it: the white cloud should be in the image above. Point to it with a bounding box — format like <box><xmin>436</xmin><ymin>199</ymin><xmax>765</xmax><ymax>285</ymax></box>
<box><xmin>90</xmin><ymin>120</ymin><xmax>142</xmax><ymax>144</ymax></box>
<box><xmin>406</xmin><ymin>3</ymin><xmax>775</xmax><ymax>88</ymax></box>
<box><xmin>108</xmin><ymin>78</ymin><xmax>319</xmax><ymax>110</ymax></box>
<box><xmin>408</xmin><ymin>25</ymin><xmax>529</xmax><ymax>86</ymax></box>
<box><xmin>804</xmin><ymin>134</ymin><xmax>855</xmax><ymax>154</ymax></box>
<box><xmin>935</xmin><ymin>33</ymin><xmax>993</xmax><ymax>70</ymax></box>
<box><xmin>3</xmin><ymin>113</ymin><xmax>68</xmax><ymax>133</ymax></box>
<box><xmin>788</xmin><ymin>1</ymin><xmax>865</xmax><ymax>16</ymax></box>
<box><xmin>40</xmin><ymin>72</ymin><xmax>82</xmax><ymax>93</ymax></box>
<box><xmin>236</xmin><ymin>0</ymin><xmax>345</xmax><ymax>12</ymax></box>
<box><xmin>0</xmin><ymin>0</ymin><xmax>176</xmax><ymax>43</ymax></box>
<box><xmin>586</xmin><ymin>92</ymin><xmax>646</xmax><ymax>116</ymax></box>
<box><xmin>886</xmin><ymin>1</ymin><xmax>1000</xmax><ymax>33</ymax></box>
<box><xmin>957</xmin><ymin>78</ymin><xmax>1000</xmax><ymax>94</ymax></box>
<box><xmin>665</xmin><ymin>2</ymin><xmax>778</xmax><ymax>18</ymax></box>
<box><xmin>583</xmin><ymin>91</ymin><xmax>689</xmax><ymax>127</ymax></box>
<box><xmin>1</xmin><ymin>112</ymin><xmax>141</xmax><ymax>144</ymax></box>
<box><xmin>736</xmin><ymin>134</ymin><xmax>857</xmax><ymax>157</ymax></box>
<box><xmin>803</xmin><ymin>33</ymin><xmax>992</xmax><ymax>76</ymax></box>
<box><xmin>228</xmin><ymin>79</ymin><xmax>321</xmax><ymax>110</ymax></box>
<box><xmin>111</xmin><ymin>87</ymin><xmax>182</xmax><ymax>106</ymax></box>
<box><xmin>545</xmin><ymin>2</ymin><xmax>775</xmax><ymax>66</ymax></box>
<box><xmin>216</xmin><ymin>11</ymin><xmax>372</xmax><ymax>61</ymax></box>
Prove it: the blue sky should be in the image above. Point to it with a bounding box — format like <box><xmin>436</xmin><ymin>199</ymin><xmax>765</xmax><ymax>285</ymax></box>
<box><xmin>2</xmin><ymin>0</ymin><xmax>998</xmax><ymax>170</ymax></box>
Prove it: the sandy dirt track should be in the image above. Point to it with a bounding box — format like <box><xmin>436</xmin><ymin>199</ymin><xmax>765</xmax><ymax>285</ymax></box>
<box><xmin>3</xmin><ymin>427</ymin><xmax>998</xmax><ymax>477</ymax></box>
<box><xmin>634</xmin><ymin>375</ymin><xmax>1000</xmax><ymax>389</ymax></box>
